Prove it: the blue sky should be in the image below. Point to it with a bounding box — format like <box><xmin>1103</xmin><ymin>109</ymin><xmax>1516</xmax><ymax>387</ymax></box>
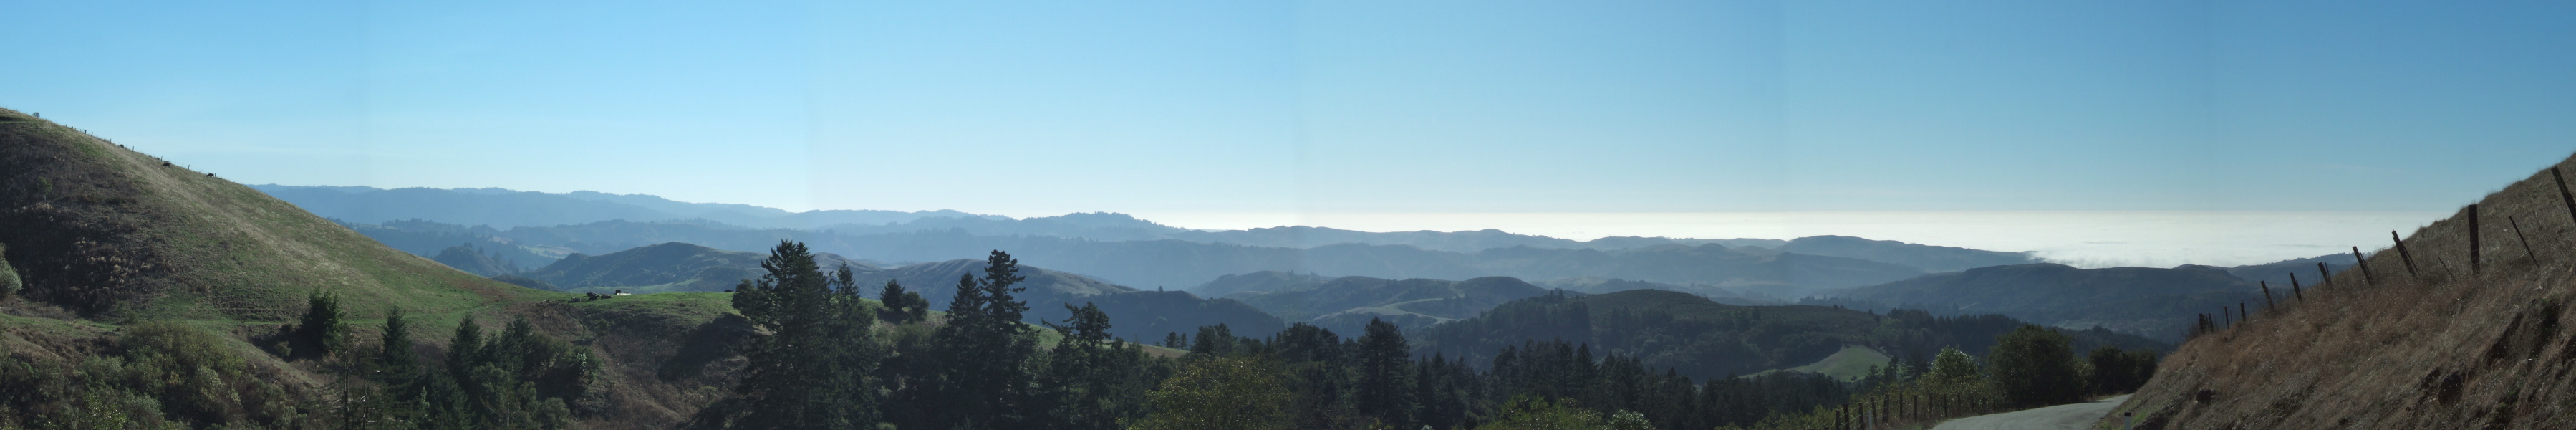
<box><xmin>7</xmin><ymin>1</ymin><xmax>2575</xmax><ymax>219</ymax></box>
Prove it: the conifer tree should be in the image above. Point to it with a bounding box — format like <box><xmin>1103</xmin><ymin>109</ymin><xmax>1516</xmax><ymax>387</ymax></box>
<box><xmin>378</xmin><ymin>308</ymin><xmax>422</xmax><ymax>407</ymax></box>
<box><xmin>448</xmin><ymin>316</ymin><xmax>483</xmax><ymax>379</ymax></box>
<box><xmin>922</xmin><ymin>250</ymin><xmax>1039</xmax><ymax>429</ymax></box>
<box><xmin>298</xmin><ymin>290</ymin><xmax>349</xmax><ymax>358</ymax></box>
<box><xmin>1355</xmin><ymin>317</ymin><xmax>1417</xmax><ymax>428</ymax></box>
<box><xmin>693</xmin><ymin>242</ymin><xmax>884</xmax><ymax>430</ymax></box>
<box><xmin>1040</xmin><ymin>302</ymin><xmax>1125</xmax><ymax>430</ymax></box>
<box><xmin>877</xmin><ymin>280</ymin><xmax>928</xmax><ymax>323</ymax></box>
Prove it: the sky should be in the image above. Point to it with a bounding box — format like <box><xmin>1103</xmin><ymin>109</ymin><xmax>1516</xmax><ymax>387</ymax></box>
<box><xmin>4</xmin><ymin>1</ymin><xmax>2573</xmax><ymax>264</ymax></box>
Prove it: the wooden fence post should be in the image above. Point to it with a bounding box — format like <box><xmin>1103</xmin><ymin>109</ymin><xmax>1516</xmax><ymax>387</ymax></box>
<box><xmin>2240</xmin><ymin>302</ymin><xmax>2248</xmax><ymax>324</ymax></box>
<box><xmin>2221</xmin><ymin>307</ymin><xmax>2230</xmax><ymax>328</ymax></box>
<box><xmin>2511</xmin><ymin>216</ymin><xmax>2538</xmax><ymax>260</ymax></box>
<box><xmin>2555</xmin><ymin>167</ymin><xmax>2576</xmax><ymax>225</ymax></box>
<box><xmin>2469</xmin><ymin>204</ymin><xmax>2480</xmax><ymax>274</ymax></box>
<box><xmin>2259</xmin><ymin>282</ymin><xmax>2278</xmax><ymax>313</ymax></box>
<box><xmin>2353</xmin><ymin>247</ymin><xmax>2377</xmax><ymax>285</ymax></box>
<box><xmin>2393</xmin><ymin>231</ymin><xmax>2422</xmax><ymax>280</ymax></box>
<box><xmin>2289</xmin><ymin>272</ymin><xmax>2305</xmax><ymax>302</ymax></box>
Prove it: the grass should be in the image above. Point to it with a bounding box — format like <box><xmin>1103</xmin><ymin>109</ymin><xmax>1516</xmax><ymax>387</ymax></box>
<box><xmin>2116</xmin><ymin>152</ymin><xmax>2576</xmax><ymax>429</ymax></box>
<box><xmin>1762</xmin><ymin>345</ymin><xmax>1891</xmax><ymax>381</ymax></box>
<box><xmin>0</xmin><ymin>106</ymin><xmax>778</xmax><ymax>429</ymax></box>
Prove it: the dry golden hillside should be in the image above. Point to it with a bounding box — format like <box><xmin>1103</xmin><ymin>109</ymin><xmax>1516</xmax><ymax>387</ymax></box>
<box><xmin>2114</xmin><ymin>153</ymin><xmax>2576</xmax><ymax>429</ymax></box>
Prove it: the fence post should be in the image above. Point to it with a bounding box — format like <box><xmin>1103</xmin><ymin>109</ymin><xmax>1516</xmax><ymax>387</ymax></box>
<box><xmin>2260</xmin><ymin>282</ymin><xmax>2278</xmax><ymax>313</ymax></box>
<box><xmin>2240</xmin><ymin>302</ymin><xmax>2248</xmax><ymax>324</ymax></box>
<box><xmin>2393</xmin><ymin>231</ymin><xmax>2422</xmax><ymax>280</ymax></box>
<box><xmin>2469</xmin><ymin>204</ymin><xmax>2480</xmax><ymax>274</ymax></box>
<box><xmin>2352</xmin><ymin>247</ymin><xmax>2377</xmax><ymax>285</ymax></box>
<box><xmin>2555</xmin><ymin>167</ymin><xmax>2576</xmax><ymax>225</ymax></box>
<box><xmin>2511</xmin><ymin>216</ymin><xmax>2538</xmax><ymax>261</ymax></box>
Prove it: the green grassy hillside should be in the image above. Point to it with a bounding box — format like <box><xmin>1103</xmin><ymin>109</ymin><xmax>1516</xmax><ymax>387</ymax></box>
<box><xmin>0</xmin><ymin>107</ymin><xmax>755</xmax><ymax>429</ymax></box>
<box><xmin>0</xmin><ymin>107</ymin><xmax>539</xmax><ymax>322</ymax></box>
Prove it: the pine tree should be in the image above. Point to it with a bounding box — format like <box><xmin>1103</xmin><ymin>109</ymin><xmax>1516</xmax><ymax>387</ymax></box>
<box><xmin>922</xmin><ymin>250</ymin><xmax>1040</xmax><ymax>429</ymax></box>
<box><xmin>1040</xmin><ymin>302</ymin><xmax>1124</xmax><ymax>430</ymax></box>
<box><xmin>878</xmin><ymin>280</ymin><xmax>928</xmax><ymax>323</ymax></box>
<box><xmin>1355</xmin><ymin>317</ymin><xmax>1417</xmax><ymax>428</ymax></box>
<box><xmin>379</xmin><ymin>308</ymin><xmax>423</xmax><ymax>408</ymax></box>
<box><xmin>693</xmin><ymin>242</ymin><xmax>884</xmax><ymax>430</ymax></box>
<box><xmin>298</xmin><ymin>290</ymin><xmax>349</xmax><ymax>358</ymax></box>
<box><xmin>448</xmin><ymin>316</ymin><xmax>483</xmax><ymax>382</ymax></box>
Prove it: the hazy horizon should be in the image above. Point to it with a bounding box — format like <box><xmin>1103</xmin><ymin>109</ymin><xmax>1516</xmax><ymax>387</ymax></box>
<box><xmin>256</xmin><ymin>181</ymin><xmax>2433</xmax><ymax>269</ymax></box>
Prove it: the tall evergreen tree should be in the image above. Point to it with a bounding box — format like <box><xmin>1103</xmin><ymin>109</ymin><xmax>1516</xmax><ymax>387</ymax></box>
<box><xmin>877</xmin><ymin>280</ymin><xmax>928</xmax><ymax>323</ymax></box>
<box><xmin>298</xmin><ymin>290</ymin><xmax>349</xmax><ymax>358</ymax></box>
<box><xmin>920</xmin><ymin>250</ymin><xmax>1041</xmax><ymax>429</ymax></box>
<box><xmin>690</xmin><ymin>242</ymin><xmax>885</xmax><ymax>429</ymax></box>
<box><xmin>1041</xmin><ymin>302</ymin><xmax>1129</xmax><ymax>430</ymax></box>
<box><xmin>1354</xmin><ymin>317</ymin><xmax>1417</xmax><ymax>428</ymax></box>
<box><xmin>448</xmin><ymin>316</ymin><xmax>483</xmax><ymax>382</ymax></box>
<box><xmin>378</xmin><ymin>308</ymin><xmax>422</xmax><ymax>406</ymax></box>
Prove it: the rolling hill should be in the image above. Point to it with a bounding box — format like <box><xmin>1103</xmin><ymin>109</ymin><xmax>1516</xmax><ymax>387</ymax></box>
<box><xmin>0</xmin><ymin>108</ymin><xmax>795</xmax><ymax>428</ymax></box>
<box><xmin>1409</xmin><ymin>289</ymin><xmax>2171</xmax><ymax>381</ymax></box>
<box><xmin>1213</xmin><ymin>274</ymin><xmax>1555</xmax><ymax>334</ymax></box>
<box><xmin>516</xmin><ymin>242</ymin><xmax>876</xmax><ymax>294</ymax></box>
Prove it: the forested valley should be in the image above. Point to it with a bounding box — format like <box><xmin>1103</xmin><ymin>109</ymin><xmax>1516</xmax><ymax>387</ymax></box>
<box><xmin>490</xmin><ymin>242</ymin><xmax>2154</xmax><ymax>430</ymax></box>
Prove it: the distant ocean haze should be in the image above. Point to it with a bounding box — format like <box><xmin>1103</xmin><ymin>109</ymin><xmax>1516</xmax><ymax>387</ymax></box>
<box><xmin>1134</xmin><ymin>211</ymin><xmax>2446</xmax><ymax>268</ymax></box>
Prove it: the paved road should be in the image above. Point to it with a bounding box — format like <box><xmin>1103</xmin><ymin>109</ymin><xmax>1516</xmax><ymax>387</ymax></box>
<box><xmin>1931</xmin><ymin>395</ymin><xmax>2131</xmax><ymax>430</ymax></box>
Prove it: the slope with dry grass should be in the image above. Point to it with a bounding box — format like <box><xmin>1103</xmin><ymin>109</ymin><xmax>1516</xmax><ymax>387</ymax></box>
<box><xmin>2112</xmin><ymin>153</ymin><xmax>2576</xmax><ymax>429</ymax></box>
<box><xmin>0</xmin><ymin>107</ymin><xmax>748</xmax><ymax>429</ymax></box>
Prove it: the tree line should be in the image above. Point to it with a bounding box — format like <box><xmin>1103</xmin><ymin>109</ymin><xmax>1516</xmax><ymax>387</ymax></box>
<box><xmin>688</xmin><ymin>242</ymin><xmax>2161</xmax><ymax>430</ymax></box>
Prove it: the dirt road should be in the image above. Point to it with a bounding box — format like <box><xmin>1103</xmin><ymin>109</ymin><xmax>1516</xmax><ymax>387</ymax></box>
<box><xmin>1931</xmin><ymin>395</ymin><xmax>2131</xmax><ymax>430</ymax></box>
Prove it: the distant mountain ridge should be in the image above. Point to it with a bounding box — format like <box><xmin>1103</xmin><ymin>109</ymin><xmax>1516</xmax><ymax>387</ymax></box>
<box><xmin>1820</xmin><ymin>262</ymin><xmax>2267</xmax><ymax>340</ymax></box>
<box><xmin>256</xmin><ymin>185</ymin><xmax>2039</xmax><ymax>263</ymax></box>
<box><xmin>370</xmin><ymin>219</ymin><xmax>1930</xmax><ymax>297</ymax></box>
<box><xmin>252</xmin><ymin>184</ymin><xmax>993</xmax><ymax>229</ymax></box>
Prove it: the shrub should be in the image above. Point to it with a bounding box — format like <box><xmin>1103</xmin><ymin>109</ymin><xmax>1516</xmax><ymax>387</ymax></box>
<box><xmin>120</xmin><ymin>321</ymin><xmax>254</xmax><ymax>424</ymax></box>
<box><xmin>1127</xmin><ymin>355</ymin><xmax>1293</xmax><ymax>430</ymax></box>
<box><xmin>1989</xmin><ymin>325</ymin><xmax>2083</xmax><ymax>406</ymax></box>
<box><xmin>2085</xmin><ymin>347</ymin><xmax>2161</xmax><ymax>395</ymax></box>
<box><xmin>1480</xmin><ymin>396</ymin><xmax>1644</xmax><ymax>430</ymax></box>
<box><xmin>0</xmin><ymin>243</ymin><xmax>19</xmax><ymax>299</ymax></box>
<box><xmin>1927</xmin><ymin>345</ymin><xmax>1982</xmax><ymax>385</ymax></box>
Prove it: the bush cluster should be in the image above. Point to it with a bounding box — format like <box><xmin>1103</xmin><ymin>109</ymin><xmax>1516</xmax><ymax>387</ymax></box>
<box><xmin>0</xmin><ymin>321</ymin><xmax>312</xmax><ymax>429</ymax></box>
